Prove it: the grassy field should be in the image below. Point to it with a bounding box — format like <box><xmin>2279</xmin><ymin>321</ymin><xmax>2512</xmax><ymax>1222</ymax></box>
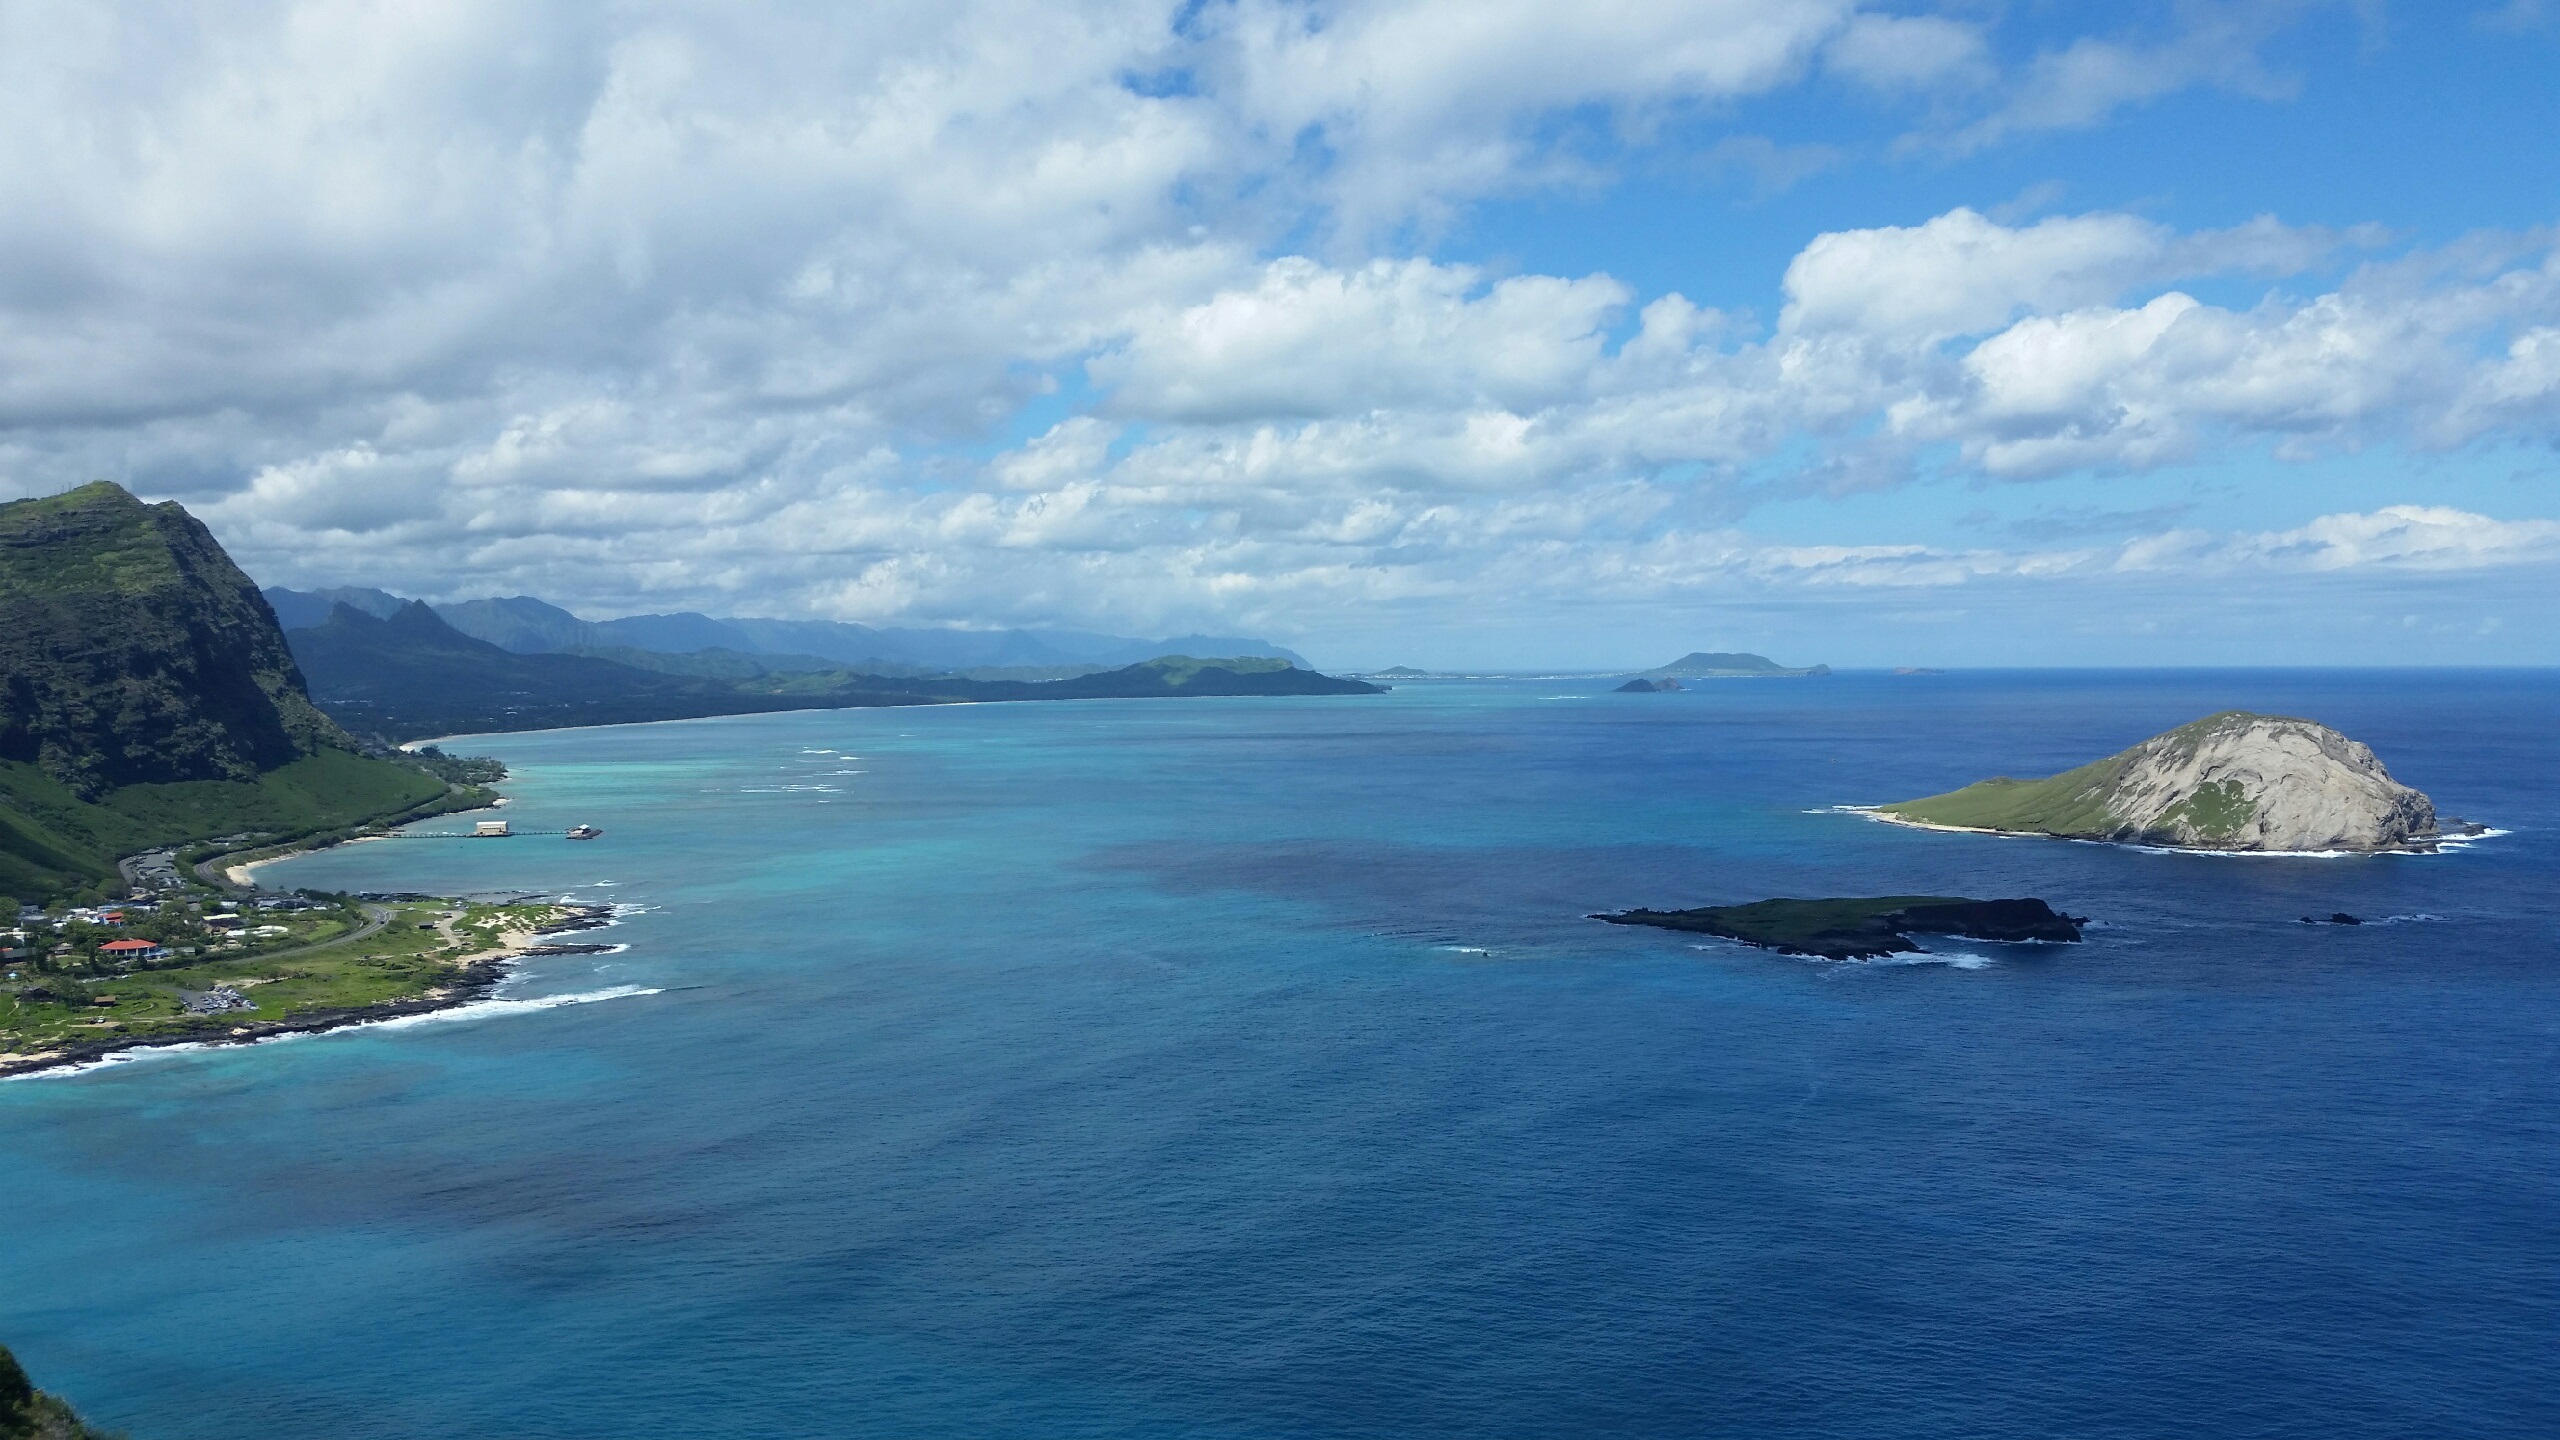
<box><xmin>1</xmin><ymin>899</ymin><xmax>574</xmax><ymax>1068</ymax></box>
<box><xmin>0</xmin><ymin>751</ymin><xmax>489</xmax><ymax>903</ymax></box>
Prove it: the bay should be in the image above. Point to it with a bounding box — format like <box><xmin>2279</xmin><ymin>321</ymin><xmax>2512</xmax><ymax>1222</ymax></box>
<box><xmin>3</xmin><ymin>670</ymin><xmax>2554</xmax><ymax>1438</ymax></box>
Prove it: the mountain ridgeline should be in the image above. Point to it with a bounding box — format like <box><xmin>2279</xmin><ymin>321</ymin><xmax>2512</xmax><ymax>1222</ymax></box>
<box><xmin>285</xmin><ymin>602</ymin><xmax>1380</xmax><ymax>741</ymax></box>
<box><xmin>0</xmin><ymin>484</ymin><xmax>474</xmax><ymax>901</ymax></box>
<box><xmin>262</xmin><ymin>586</ymin><xmax>1309</xmax><ymax>675</ymax></box>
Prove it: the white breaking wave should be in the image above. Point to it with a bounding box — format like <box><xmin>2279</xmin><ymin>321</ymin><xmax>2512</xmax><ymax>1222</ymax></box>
<box><xmin>370</xmin><ymin>984</ymin><xmax>664</xmax><ymax>1031</ymax></box>
<box><xmin>6</xmin><ymin>982</ymin><xmax>666</xmax><ymax>1083</ymax></box>
<box><xmin>1880</xmin><ymin>950</ymin><xmax>1995</xmax><ymax>970</ymax></box>
<box><xmin>1687</xmin><ymin>940</ymin><xmax>1994</xmax><ymax>971</ymax></box>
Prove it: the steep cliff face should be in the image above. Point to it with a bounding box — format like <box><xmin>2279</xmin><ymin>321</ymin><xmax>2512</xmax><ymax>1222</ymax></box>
<box><xmin>0</xmin><ymin>481</ymin><xmax>348</xmax><ymax>798</ymax></box>
<box><xmin>1883</xmin><ymin>712</ymin><xmax>2440</xmax><ymax>853</ymax></box>
<box><xmin>2098</xmin><ymin>713</ymin><xmax>2435</xmax><ymax>850</ymax></box>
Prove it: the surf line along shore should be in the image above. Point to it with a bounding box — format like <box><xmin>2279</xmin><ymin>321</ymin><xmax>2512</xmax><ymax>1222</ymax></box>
<box><xmin>0</xmin><ymin>900</ymin><xmax>618</xmax><ymax>1080</ymax></box>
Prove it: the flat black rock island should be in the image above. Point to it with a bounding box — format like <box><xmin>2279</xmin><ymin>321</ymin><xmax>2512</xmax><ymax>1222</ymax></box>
<box><xmin>1596</xmin><ymin>896</ymin><xmax>2086</xmax><ymax>961</ymax></box>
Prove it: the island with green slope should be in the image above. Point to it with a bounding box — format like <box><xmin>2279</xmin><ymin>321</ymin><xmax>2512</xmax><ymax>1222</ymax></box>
<box><xmin>1875</xmin><ymin>711</ymin><xmax>2457</xmax><ymax>853</ymax></box>
<box><xmin>1597</xmin><ymin>896</ymin><xmax>2085</xmax><ymax>961</ymax></box>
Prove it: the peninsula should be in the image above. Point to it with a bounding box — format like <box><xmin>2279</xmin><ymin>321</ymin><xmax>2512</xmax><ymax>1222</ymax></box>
<box><xmin>1876</xmin><ymin>711</ymin><xmax>2447</xmax><ymax>853</ymax></box>
<box><xmin>1597</xmin><ymin>896</ymin><xmax>2085</xmax><ymax>961</ymax></box>
<box><xmin>1</xmin><ymin>895</ymin><xmax>612</xmax><ymax>1078</ymax></box>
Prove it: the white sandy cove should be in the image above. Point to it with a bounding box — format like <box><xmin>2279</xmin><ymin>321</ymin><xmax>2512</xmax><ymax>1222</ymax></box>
<box><xmin>224</xmin><ymin>833</ymin><xmax>395</xmax><ymax>886</ymax></box>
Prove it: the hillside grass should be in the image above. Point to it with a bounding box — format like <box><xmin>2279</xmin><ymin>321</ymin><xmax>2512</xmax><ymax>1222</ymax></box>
<box><xmin>1879</xmin><ymin>711</ymin><xmax>2293</xmax><ymax>837</ymax></box>
<box><xmin>1878</xmin><ymin>753</ymin><xmax>2131</xmax><ymax>835</ymax></box>
<box><xmin>0</xmin><ymin>480</ymin><xmax>187</xmax><ymax>601</ymax></box>
<box><xmin>0</xmin><ymin>750</ymin><xmax>459</xmax><ymax>901</ymax></box>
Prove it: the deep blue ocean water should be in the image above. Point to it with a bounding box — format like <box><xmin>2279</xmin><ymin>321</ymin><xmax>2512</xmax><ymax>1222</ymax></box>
<box><xmin>3</xmin><ymin>671</ymin><xmax>2554</xmax><ymax>1438</ymax></box>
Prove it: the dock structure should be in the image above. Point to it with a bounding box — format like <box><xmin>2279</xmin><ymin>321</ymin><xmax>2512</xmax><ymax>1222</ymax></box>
<box><xmin>473</xmin><ymin>820</ymin><xmax>511</xmax><ymax>838</ymax></box>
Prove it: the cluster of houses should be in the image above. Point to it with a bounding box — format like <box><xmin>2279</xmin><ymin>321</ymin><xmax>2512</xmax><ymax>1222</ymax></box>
<box><xmin>4</xmin><ymin>894</ymin><xmax>315</xmax><ymax>972</ymax></box>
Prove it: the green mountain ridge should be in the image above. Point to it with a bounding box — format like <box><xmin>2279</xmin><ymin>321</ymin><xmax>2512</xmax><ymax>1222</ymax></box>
<box><xmin>0</xmin><ymin>484</ymin><xmax>470</xmax><ymax>900</ymax></box>
<box><xmin>286</xmin><ymin>602</ymin><xmax>1381</xmax><ymax>739</ymax></box>
<box><xmin>1</xmin><ymin>482</ymin><xmax>344</xmax><ymax>796</ymax></box>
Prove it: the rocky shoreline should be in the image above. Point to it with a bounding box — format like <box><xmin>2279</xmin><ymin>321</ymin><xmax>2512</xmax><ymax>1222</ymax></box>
<box><xmin>0</xmin><ymin>904</ymin><xmax>614</xmax><ymax>1080</ymax></box>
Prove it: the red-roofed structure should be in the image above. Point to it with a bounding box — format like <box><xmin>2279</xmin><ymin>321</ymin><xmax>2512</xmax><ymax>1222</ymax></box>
<box><xmin>98</xmin><ymin>938</ymin><xmax>166</xmax><ymax>963</ymax></box>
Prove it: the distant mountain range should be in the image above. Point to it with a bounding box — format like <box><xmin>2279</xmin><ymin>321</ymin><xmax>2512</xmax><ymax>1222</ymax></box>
<box><xmin>286</xmin><ymin>601</ymin><xmax>1378</xmax><ymax>741</ymax></box>
<box><xmin>262</xmin><ymin>587</ymin><xmax>1307</xmax><ymax>675</ymax></box>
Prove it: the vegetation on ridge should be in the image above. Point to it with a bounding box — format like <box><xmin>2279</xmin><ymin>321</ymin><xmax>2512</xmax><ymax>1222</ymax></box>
<box><xmin>0</xmin><ymin>481</ymin><xmax>344</xmax><ymax>796</ymax></box>
<box><xmin>1877</xmin><ymin>711</ymin><xmax>2281</xmax><ymax>838</ymax></box>
<box><xmin>1</xmin><ymin>1343</ymin><xmax>117</xmax><ymax>1440</ymax></box>
<box><xmin>286</xmin><ymin>602</ymin><xmax>1382</xmax><ymax>740</ymax></box>
<box><xmin>0</xmin><ymin>484</ymin><xmax>491</xmax><ymax>900</ymax></box>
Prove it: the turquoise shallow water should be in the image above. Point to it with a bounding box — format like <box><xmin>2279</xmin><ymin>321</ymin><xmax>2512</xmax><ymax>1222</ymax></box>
<box><xmin>3</xmin><ymin>672</ymin><xmax>2555</xmax><ymax>1438</ymax></box>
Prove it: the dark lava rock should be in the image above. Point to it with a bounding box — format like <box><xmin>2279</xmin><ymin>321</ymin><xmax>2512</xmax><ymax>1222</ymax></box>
<box><xmin>1595</xmin><ymin>895</ymin><xmax>2085</xmax><ymax>961</ymax></box>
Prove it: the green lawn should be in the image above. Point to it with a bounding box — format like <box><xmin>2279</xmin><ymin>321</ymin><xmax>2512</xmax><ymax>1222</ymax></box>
<box><xmin>2</xmin><ymin>900</ymin><xmax>568</xmax><ymax>1064</ymax></box>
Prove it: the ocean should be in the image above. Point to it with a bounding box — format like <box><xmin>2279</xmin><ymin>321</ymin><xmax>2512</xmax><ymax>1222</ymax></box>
<box><xmin>2</xmin><ymin>670</ymin><xmax>2554</xmax><ymax>1438</ymax></box>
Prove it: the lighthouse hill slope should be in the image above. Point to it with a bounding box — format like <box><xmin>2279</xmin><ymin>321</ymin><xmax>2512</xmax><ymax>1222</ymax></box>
<box><xmin>1877</xmin><ymin>712</ymin><xmax>2454</xmax><ymax>853</ymax></box>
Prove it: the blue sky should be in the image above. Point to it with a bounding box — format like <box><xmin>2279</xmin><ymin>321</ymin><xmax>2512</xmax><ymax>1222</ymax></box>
<box><xmin>0</xmin><ymin>1</ymin><xmax>2553</xmax><ymax>668</ymax></box>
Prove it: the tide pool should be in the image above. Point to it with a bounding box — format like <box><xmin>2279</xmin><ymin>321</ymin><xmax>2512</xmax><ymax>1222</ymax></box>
<box><xmin>3</xmin><ymin>671</ymin><xmax>2555</xmax><ymax>1438</ymax></box>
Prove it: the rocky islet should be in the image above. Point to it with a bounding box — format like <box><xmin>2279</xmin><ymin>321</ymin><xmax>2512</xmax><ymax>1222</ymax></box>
<box><xmin>1879</xmin><ymin>711</ymin><xmax>2455</xmax><ymax>853</ymax></box>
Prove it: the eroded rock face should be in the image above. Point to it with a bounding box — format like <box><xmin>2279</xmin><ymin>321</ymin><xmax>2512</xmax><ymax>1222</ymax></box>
<box><xmin>2104</xmin><ymin>713</ymin><xmax>2435</xmax><ymax>851</ymax></box>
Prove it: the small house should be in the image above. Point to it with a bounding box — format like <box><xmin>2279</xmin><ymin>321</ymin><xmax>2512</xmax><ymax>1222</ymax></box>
<box><xmin>98</xmin><ymin>938</ymin><xmax>167</xmax><ymax>964</ymax></box>
<box><xmin>474</xmin><ymin>820</ymin><xmax>512</xmax><ymax>837</ymax></box>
